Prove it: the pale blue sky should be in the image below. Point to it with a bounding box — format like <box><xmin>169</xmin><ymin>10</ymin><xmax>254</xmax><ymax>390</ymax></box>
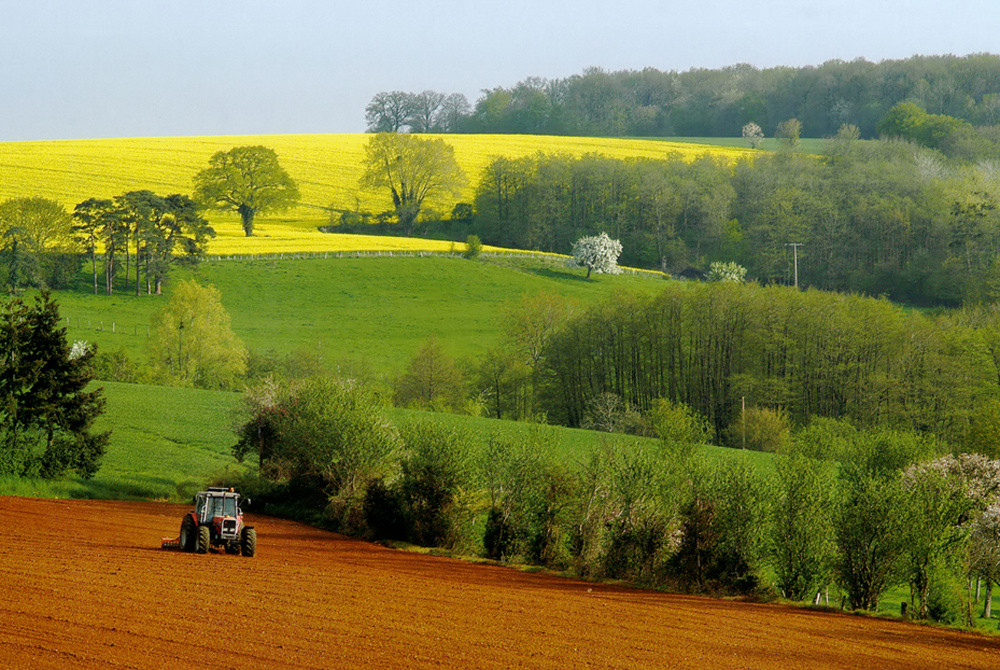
<box><xmin>1</xmin><ymin>0</ymin><xmax>997</xmax><ymax>140</ymax></box>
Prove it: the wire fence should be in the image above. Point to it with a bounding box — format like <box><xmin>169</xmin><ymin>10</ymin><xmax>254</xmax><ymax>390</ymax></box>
<box><xmin>63</xmin><ymin>315</ymin><xmax>150</xmax><ymax>338</ymax></box>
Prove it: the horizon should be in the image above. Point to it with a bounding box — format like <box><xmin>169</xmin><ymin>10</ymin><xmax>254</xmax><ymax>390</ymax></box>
<box><xmin>2</xmin><ymin>1</ymin><xmax>998</xmax><ymax>142</ymax></box>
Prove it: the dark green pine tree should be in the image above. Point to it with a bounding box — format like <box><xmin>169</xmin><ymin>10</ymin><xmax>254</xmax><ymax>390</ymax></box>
<box><xmin>0</xmin><ymin>292</ymin><xmax>109</xmax><ymax>478</ymax></box>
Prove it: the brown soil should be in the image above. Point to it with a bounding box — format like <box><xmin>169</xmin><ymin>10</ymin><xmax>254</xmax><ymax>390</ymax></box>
<box><xmin>1</xmin><ymin>496</ymin><xmax>998</xmax><ymax>669</ymax></box>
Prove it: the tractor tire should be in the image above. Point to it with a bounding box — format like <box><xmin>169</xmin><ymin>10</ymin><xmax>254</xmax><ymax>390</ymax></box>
<box><xmin>179</xmin><ymin>516</ymin><xmax>196</xmax><ymax>552</ymax></box>
<box><xmin>241</xmin><ymin>527</ymin><xmax>257</xmax><ymax>558</ymax></box>
<box><xmin>196</xmin><ymin>525</ymin><xmax>210</xmax><ymax>554</ymax></box>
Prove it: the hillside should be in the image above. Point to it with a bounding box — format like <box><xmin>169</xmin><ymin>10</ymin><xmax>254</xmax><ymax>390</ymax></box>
<box><xmin>55</xmin><ymin>255</ymin><xmax>667</xmax><ymax>369</ymax></box>
<box><xmin>0</xmin><ymin>133</ymin><xmax>752</xmax><ymax>255</ymax></box>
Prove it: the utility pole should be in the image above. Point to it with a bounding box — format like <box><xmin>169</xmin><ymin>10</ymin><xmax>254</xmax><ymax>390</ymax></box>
<box><xmin>786</xmin><ymin>242</ymin><xmax>804</xmax><ymax>289</ymax></box>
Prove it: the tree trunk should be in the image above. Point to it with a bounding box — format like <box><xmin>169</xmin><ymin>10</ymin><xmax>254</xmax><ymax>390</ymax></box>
<box><xmin>985</xmin><ymin>580</ymin><xmax>994</xmax><ymax>619</ymax></box>
<box><xmin>240</xmin><ymin>206</ymin><xmax>255</xmax><ymax>237</ymax></box>
<box><xmin>92</xmin><ymin>250</ymin><xmax>98</xmax><ymax>294</ymax></box>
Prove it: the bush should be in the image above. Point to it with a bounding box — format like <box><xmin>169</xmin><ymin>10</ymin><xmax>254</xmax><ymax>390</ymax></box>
<box><xmin>398</xmin><ymin>422</ymin><xmax>477</xmax><ymax>550</ymax></box>
<box><xmin>725</xmin><ymin>406</ymin><xmax>791</xmax><ymax>452</ymax></box>
<box><xmin>463</xmin><ymin>234</ymin><xmax>482</xmax><ymax>259</ymax></box>
<box><xmin>363</xmin><ymin>478</ymin><xmax>407</xmax><ymax>541</ymax></box>
<box><xmin>645</xmin><ymin>398</ymin><xmax>713</xmax><ymax>445</ymax></box>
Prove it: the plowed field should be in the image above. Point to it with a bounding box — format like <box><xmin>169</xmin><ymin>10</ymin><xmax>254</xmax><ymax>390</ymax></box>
<box><xmin>1</xmin><ymin>496</ymin><xmax>998</xmax><ymax>669</ymax></box>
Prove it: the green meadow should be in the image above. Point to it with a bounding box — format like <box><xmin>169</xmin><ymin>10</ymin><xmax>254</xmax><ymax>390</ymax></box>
<box><xmin>56</xmin><ymin>254</ymin><xmax>667</xmax><ymax>371</ymax></box>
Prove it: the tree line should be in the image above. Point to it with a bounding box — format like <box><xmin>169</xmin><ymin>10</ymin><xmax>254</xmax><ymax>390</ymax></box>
<box><xmin>465</xmin><ymin>138</ymin><xmax>1000</xmax><ymax>306</ymax></box>
<box><xmin>232</xmin><ymin>373</ymin><xmax>1000</xmax><ymax>626</ymax></box>
<box><xmin>366</xmin><ymin>54</ymin><xmax>1000</xmax><ymax>139</ymax></box>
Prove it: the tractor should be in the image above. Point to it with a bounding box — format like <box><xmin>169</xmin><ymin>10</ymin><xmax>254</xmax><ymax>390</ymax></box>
<box><xmin>163</xmin><ymin>487</ymin><xmax>256</xmax><ymax>556</ymax></box>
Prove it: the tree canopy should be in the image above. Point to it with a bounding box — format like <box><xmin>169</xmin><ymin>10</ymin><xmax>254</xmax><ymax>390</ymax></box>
<box><xmin>359</xmin><ymin>133</ymin><xmax>467</xmax><ymax>233</ymax></box>
<box><xmin>0</xmin><ymin>293</ymin><xmax>108</xmax><ymax>478</ymax></box>
<box><xmin>193</xmin><ymin>145</ymin><xmax>299</xmax><ymax>237</ymax></box>
<box><xmin>148</xmin><ymin>280</ymin><xmax>247</xmax><ymax>389</ymax></box>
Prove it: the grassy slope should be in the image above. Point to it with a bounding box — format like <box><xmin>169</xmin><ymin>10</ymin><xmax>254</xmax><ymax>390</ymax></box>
<box><xmin>57</xmin><ymin>255</ymin><xmax>668</xmax><ymax>370</ymax></box>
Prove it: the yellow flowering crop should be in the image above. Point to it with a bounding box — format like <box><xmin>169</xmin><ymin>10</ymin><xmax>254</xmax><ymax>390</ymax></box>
<box><xmin>0</xmin><ymin>133</ymin><xmax>751</xmax><ymax>255</ymax></box>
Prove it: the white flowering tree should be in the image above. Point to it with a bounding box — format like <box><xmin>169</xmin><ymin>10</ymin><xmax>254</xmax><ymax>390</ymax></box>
<box><xmin>708</xmin><ymin>261</ymin><xmax>748</xmax><ymax>283</ymax></box>
<box><xmin>742</xmin><ymin>122</ymin><xmax>764</xmax><ymax>149</ymax></box>
<box><xmin>566</xmin><ymin>232</ymin><xmax>623</xmax><ymax>279</ymax></box>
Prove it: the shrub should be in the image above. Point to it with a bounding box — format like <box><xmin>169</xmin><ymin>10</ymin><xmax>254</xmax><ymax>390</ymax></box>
<box><xmin>398</xmin><ymin>422</ymin><xmax>477</xmax><ymax>550</ymax></box>
<box><xmin>645</xmin><ymin>398</ymin><xmax>713</xmax><ymax>445</ymax></box>
<box><xmin>726</xmin><ymin>406</ymin><xmax>791</xmax><ymax>452</ymax></box>
<box><xmin>462</xmin><ymin>234</ymin><xmax>482</xmax><ymax>259</ymax></box>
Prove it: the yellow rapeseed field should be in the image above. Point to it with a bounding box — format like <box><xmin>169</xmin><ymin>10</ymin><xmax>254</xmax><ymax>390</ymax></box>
<box><xmin>0</xmin><ymin>134</ymin><xmax>751</xmax><ymax>255</ymax></box>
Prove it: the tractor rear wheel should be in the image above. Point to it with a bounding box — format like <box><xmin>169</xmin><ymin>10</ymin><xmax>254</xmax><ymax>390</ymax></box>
<box><xmin>180</xmin><ymin>516</ymin><xmax>196</xmax><ymax>552</ymax></box>
<box><xmin>241</xmin><ymin>527</ymin><xmax>257</xmax><ymax>557</ymax></box>
<box><xmin>196</xmin><ymin>525</ymin><xmax>210</xmax><ymax>554</ymax></box>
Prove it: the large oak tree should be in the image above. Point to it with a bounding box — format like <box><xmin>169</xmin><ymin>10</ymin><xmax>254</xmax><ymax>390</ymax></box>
<box><xmin>193</xmin><ymin>145</ymin><xmax>299</xmax><ymax>237</ymax></box>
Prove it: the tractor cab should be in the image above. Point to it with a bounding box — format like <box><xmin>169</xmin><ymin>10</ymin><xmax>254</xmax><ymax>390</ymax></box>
<box><xmin>196</xmin><ymin>489</ymin><xmax>240</xmax><ymax>523</ymax></box>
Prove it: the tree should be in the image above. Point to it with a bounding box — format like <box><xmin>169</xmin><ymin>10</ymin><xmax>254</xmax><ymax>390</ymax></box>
<box><xmin>233</xmin><ymin>376</ymin><xmax>400</xmax><ymax>499</ymax></box>
<box><xmin>0</xmin><ymin>197</ymin><xmax>73</xmax><ymax>253</ymax></box>
<box><xmin>365</xmin><ymin>91</ymin><xmax>416</xmax><ymax>132</ymax></box>
<box><xmin>193</xmin><ymin>146</ymin><xmax>299</xmax><ymax>237</ymax></box>
<box><xmin>0</xmin><ymin>293</ymin><xmax>108</xmax><ymax>478</ymax></box>
<box><xmin>407</xmin><ymin>90</ymin><xmax>446</xmax><ymax>132</ymax></box>
<box><xmin>72</xmin><ymin>198</ymin><xmax>116</xmax><ymax>294</ymax></box>
<box><xmin>776</xmin><ymin>118</ymin><xmax>802</xmax><ymax>147</ymax></box>
<box><xmin>771</xmin><ymin>455</ymin><xmax>837</xmax><ymax>601</ymax></box>
<box><xmin>742</xmin><ymin>122</ymin><xmax>764</xmax><ymax>149</ymax></box>
<box><xmin>707</xmin><ymin>261</ymin><xmax>747</xmax><ymax>283</ymax></box>
<box><xmin>393</xmin><ymin>336</ymin><xmax>465</xmax><ymax>411</ymax></box>
<box><xmin>359</xmin><ymin>133</ymin><xmax>467</xmax><ymax>233</ymax></box>
<box><xmin>566</xmin><ymin>232</ymin><xmax>623</xmax><ymax>278</ymax></box>
<box><xmin>148</xmin><ymin>280</ymin><xmax>247</xmax><ymax>389</ymax></box>
<box><xmin>0</xmin><ymin>197</ymin><xmax>78</xmax><ymax>289</ymax></box>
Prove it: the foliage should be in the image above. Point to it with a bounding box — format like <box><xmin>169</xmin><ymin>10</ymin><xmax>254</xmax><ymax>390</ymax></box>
<box><xmin>566</xmin><ymin>232</ymin><xmax>623</xmax><ymax>279</ymax></box>
<box><xmin>540</xmin><ymin>281</ymin><xmax>999</xmax><ymax>442</ymax></box>
<box><xmin>193</xmin><ymin>145</ymin><xmax>299</xmax><ymax>237</ymax></box>
<box><xmin>462</xmin><ymin>234</ymin><xmax>482</xmax><ymax>259</ymax></box>
<box><xmin>707</xmin><ymin>261</ymin><xmax>747</xmax><ymax>283</ymax></box>
<box><xmin>645</xmin><ymin>398</ymin><xmax>713</xmax><ymax>449</ymax></box>
<box><xmin>672</xmin><ymin>456</ymin><xmax>771</xmax><ymax>595</ymax></box>
<box><xmin>775</xmin><ymin>118</ymin><xmax>802</xmax><ymax>147</ymax></box>
<box><xmin>770</xmin><ymin>455</ymin><xmax>837</xmax><ymax>600</ymax></box>
<box><xmin>0</xmin><ymin>293</ymin><xmax>108</xmax><ymax>479</ymax></box>
<box><xmin>0</xmin><ymin>197</ymin><xmax>78</xmax><ymax>290</ymax></box>
<box><xmin>726</xmin><ymin>406</ymin><xmax>791</xmax><ymax>452</ymax></box>
<box><xmin>742</xmin><ymin>122</ymin><xmax>764</xmax><ymax>149</ymax></box>
<box><xmin>359</xmin><ymin>133</ymin><xmax>467</xmax><ymax>233</ymax></box>
<box><xmin>148</xmin><ymin>280</ymin><xmax>247</xmax><ymax>389</ymax></box>
<box><xmin>393</xmin><ymin>336</ymin><xmax>466</xmax><ymax>412</ymax></box>
<box><xmin>413</xmin><ymin>54</ymin><xmax>1000</xmax><ymax>139</ymax></box>
<box><xmin>233</xmin><ymin>376</ymin><xmax>399</xmax><ymax>500</ymax></box>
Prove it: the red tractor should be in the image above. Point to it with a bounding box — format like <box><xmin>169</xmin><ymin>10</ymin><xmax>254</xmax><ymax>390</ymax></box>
<box><xmin>163</xmin><ymin>487</ymin><xmax>256</xmax><ymax>556</ymax></box>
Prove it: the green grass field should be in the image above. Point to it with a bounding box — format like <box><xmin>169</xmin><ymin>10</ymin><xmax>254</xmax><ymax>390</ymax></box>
<box><xmin>56</xmin><ymin>254</ymin><xmax>668</xmax><ymax>371</ymax></box>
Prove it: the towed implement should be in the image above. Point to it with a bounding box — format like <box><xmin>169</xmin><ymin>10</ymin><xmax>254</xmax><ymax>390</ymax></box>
<box><xmin>162</xmin><ymin>487</ymin><xmax>256</xmax><ymax>557</ymax></box>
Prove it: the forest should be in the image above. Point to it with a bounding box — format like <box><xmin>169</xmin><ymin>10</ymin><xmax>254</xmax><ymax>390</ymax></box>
<box><xmin>369</xmin><ymin>54</ymin><xmax>1000</xmax><ymax>140</ymax></box>
<box><xmin>465</xmin><ymin>137</ymin><xmax>1000</xmax><ymax>306</ymax></box>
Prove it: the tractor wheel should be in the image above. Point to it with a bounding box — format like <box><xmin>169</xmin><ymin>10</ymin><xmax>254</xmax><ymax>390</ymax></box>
<box><xmin>241</xmin><ymin>527</ymin><xmax>257</xmax><ymax>558</ymax></box>
<box><xmin>180</xmin><ymin>516</ymin><xmax>196</xmax><ymax>552</ymax></box>
<box><xmin>196</xmin><ymin>525</ymin><xmax>210</xmax><ymax>554</ymax></box>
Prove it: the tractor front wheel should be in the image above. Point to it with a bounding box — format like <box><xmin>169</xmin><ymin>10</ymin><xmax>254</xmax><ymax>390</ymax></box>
<box><xmin>241</xmin><ymin>527</ymin><xmax>257</xmax><ymax>557</ymax></box>
<box><xmin>196</xmin><ymin>525</ymin><xmax>210</xmax><ymax>554</ymax></box>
